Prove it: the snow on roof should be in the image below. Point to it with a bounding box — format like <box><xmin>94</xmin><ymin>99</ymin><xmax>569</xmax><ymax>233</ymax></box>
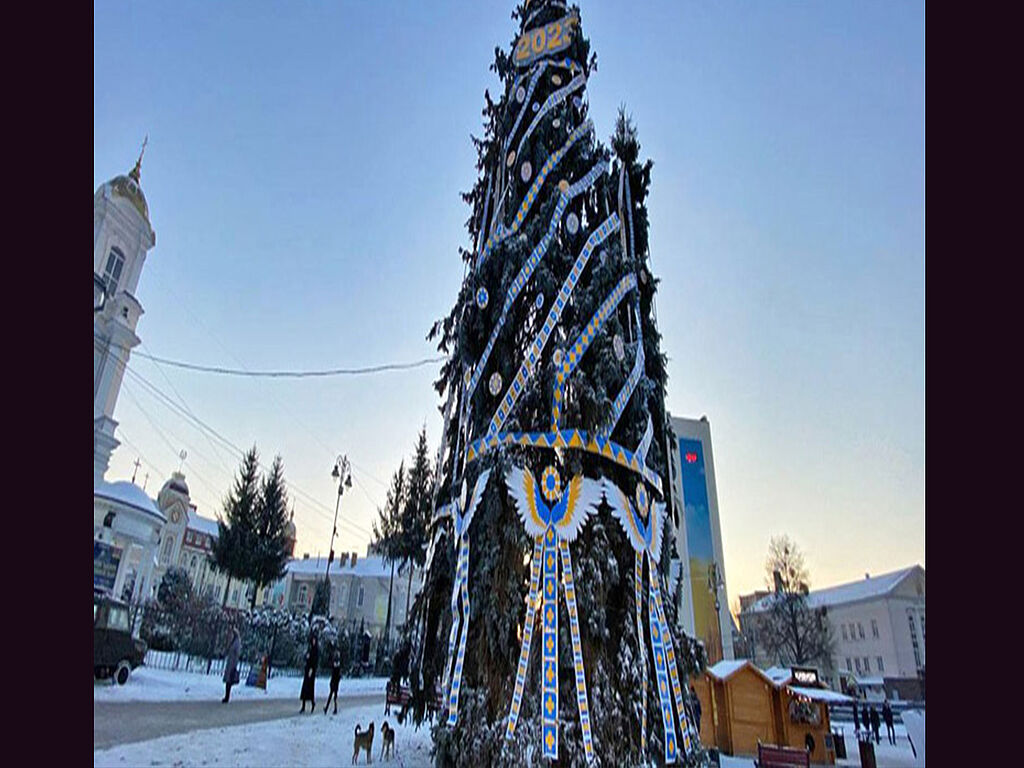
<box><xmin>187</xmin><ymin>515</ymin><xmax>220</xmax><ymax>538</ymax></box>
<box><xmin>788</xmin><ymin>685</ymin><xmax>853</xmax><ymax>703</ymax></box>
<box><xmin>95</xmin><ymin>480</ymin><xmax>165</xmax><ymax>522</ymax></box>
<box><xmin>765</xmin><ymin>666</ymin><xmax>793</xmax><ymax>684</ymax></box>
<box><xmin>706</xmin><ymin>660</ymin><xmax>768</xmax><ymax>682</ymax></box>
<box><xmin>853</xmin><ymin>676</ymin><xmax>885</xmax><ymax>686</ymax></box>
<box><xmin>748</xmin><ymin>566</ymin><xmax>923</xmax><ymax>612</ymax></box>
<box><xmin>285</xmin><ymin>555</ymin><xmax>394</xmax><ymax>580</ymax></box>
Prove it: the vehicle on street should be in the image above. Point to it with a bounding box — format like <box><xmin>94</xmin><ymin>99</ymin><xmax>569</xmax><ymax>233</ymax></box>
<box><xmin>94</xmin><ymin>593</ymin><xmax>146</xmax><ymax>685</ymax></box>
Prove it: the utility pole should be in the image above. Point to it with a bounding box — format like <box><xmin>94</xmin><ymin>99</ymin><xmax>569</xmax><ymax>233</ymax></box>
<box><xmin>311</xmin><ymin>455</ymin><xmax>351</xmax><ymax>626</ymax></box>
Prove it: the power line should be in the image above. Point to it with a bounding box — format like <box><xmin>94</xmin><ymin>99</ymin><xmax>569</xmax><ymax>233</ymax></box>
<box><xmin>131</xmin><ymin>350</ymin><xmax>445</xmax><ymax>378</ymax></box>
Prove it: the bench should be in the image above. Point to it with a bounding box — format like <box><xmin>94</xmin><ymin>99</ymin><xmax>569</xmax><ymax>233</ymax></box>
<box><xmin>386</xmin><ymin>681</ymin><xmax>413</xmax><ymax>709</ymax></box>
<box><xmin>757</xmin><ymin>742</ymin><xmax>810</xmax><ymax>768</ymax></box>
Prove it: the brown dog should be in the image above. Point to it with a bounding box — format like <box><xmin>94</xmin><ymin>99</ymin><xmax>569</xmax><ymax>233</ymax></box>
<box><xmin>352</xmin><ymin>722</ymin><xmax>374</xmax><ymax>764</ymax></box>
<box><xmin>380</xmin><ymin>721</ymin><xmax>395</xmax><ymax>761</ymax></box>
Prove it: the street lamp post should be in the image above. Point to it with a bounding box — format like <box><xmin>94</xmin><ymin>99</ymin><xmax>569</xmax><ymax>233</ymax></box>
<box><xmin>320</xmin><ymin>455</ymin><xmax>352</xmax><ymax>620</ymax></box>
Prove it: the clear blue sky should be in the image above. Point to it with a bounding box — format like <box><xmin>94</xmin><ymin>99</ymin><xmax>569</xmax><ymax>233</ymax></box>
<box><xmin>94</xmin><ymin>1</ymin><xmax>924</xmax><ymax>604</ymax></box>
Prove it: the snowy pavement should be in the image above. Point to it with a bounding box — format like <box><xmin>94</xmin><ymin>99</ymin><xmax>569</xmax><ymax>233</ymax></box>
<box><xmin>94</xmin><ymin>700</ymin><xmax>436</xmax><ymax>768</ymax></box>
<box><xmin>712</xmin><ymin>725</ymin><xmax>920</xmax><ymax>768</ymax></box>
<box><xmin>94</xmin><ymin>666</ymin><xmax>389</xmax><ymax>703</ymax></box>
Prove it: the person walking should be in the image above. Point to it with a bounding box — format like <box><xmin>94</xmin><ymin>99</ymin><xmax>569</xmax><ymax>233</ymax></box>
<box><xmin>221</xmin><ymin>627</ymin><xmax>241</xmax><ymax>703</ymax></box>
<box><xmin>852</xmin><ymin>700</ymin><xmax>861</xmax><ymax>735</ymax></box>
<box><xmin>299</xmin><ymin>633</ymin><xmax>319</xmax><ymax>713</ymax></box>
<box><xmin>869</xmin><ymin>705</ymin><xmax>881</xmax><ymax>744</ymax></box>
<box><xmin>324</xmin><ymin>650</ymin><xmax>342</xmax><ymax>715</ymax></box>
<box><xmin>882</xmin><ymin>700</ymin><xmax>896</xmax><ymax>745</ymax></box>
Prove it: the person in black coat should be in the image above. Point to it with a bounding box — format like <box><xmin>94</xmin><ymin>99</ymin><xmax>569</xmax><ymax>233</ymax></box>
<box><xmin>324</xmin><ymin>650</ymin><xmax>342</xmax><ymax>715</ymax></box>
<box><xmin>882</xmin><ymin>701</ymin><xmax>896</xmax><ymax>745</ymax></box>
<box><xmin>690</xmin><ymin>686</ymin><xmax>702</xmax><ymax>735</ymax></box>
<box><xmin>221</xmin><ymin>627</ymin><xmax>241</xmax><ymax>703</ymax></box>
<box><xmin>853</xmin><ymin>700</ymin><xmax>861</xmax><ymax>734</ymax></box>
<box><xmin>869</xmin><ymin>705</ymin><xmax>881</xmax><ymax>744</ymax></box>
<box><xmin>300</xmin><ymin>634</ymin><xmax>319</xmax><ymax>713</ymax></box>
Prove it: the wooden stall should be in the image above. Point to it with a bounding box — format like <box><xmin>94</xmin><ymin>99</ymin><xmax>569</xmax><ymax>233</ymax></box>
<box><xmin>774</xmin><ymin>683</ymin><xmax>851</xmax><ymax>765</ymax></box>
<box><xmin>695</xmin><ymin>660</ymin><xmax>781</xmax><ymax>758</ymax></box>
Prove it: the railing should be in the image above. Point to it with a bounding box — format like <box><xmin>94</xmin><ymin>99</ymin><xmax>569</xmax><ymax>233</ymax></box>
<box><xmin>828</xmin><ymin>700</ymin><xmax>924</xmax><ymax>724</ymax></box>
<box><xmin>143</xmin><ymin>649</ymin><xmax>303</xmax><ymax>679</ymax></box>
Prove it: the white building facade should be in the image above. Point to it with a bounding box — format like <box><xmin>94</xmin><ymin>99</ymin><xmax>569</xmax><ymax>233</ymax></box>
<box><xmin>740</xmin><ymin>566</ymin><xmax>926</xmax><ymax>692</ymax></box>
<box><xmin>665</xmin><ymin>414</ymin><xmax>734</xmax><ymax>663</ymax></box>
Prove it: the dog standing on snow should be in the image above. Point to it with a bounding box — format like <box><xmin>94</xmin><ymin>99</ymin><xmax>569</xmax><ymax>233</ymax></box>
<box><xmin>380</xmin><ymin>721</ymin><xmax>396</xmax><ymax>761</ymax></box>
<box><xmin>352</xmin><ymin>722</ymin><xmax>374</xmax><ymax>764</ymax></box>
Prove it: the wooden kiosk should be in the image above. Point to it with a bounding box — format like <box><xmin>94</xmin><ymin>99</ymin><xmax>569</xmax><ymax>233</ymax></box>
<box><xmin>691</xmin><ymin>662</ymin><xmax>851</xmax><ymax>765</ymax></box>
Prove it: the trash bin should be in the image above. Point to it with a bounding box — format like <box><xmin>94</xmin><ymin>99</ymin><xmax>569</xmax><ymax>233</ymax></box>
<box><xmin>857</xmin><ymin>735</ymin><xmax>877</xmax><ymax>768</ymax></box>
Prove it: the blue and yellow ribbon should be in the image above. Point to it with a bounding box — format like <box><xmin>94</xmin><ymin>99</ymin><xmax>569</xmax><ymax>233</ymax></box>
<box><xmin>506</xmin><ymin>535</ymin><xmax>543</xmax><ymax>739</ymax></box>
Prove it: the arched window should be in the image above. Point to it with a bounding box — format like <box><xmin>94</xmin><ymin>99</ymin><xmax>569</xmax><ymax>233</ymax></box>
<box><xmin>190</xmin><ymin>555</ymin><xmax>197</xmax><ymax>570</ymax></box>
<box><xmin>161</xmin><ymin>535</ymin><xmax>174</xmax><ymax>563</ymax></box>
<box><xmin>103</xmin><ymin>247</ymin><xmax>125</xmax><ymax>298</ymax></box>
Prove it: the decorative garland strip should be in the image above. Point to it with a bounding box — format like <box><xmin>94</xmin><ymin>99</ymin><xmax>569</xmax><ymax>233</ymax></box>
<box><xmin>541</xmin><ymin>529</ymin><xmax>559</xmax><ymax>759</ymax></box>
<box><xmin>488</xmin><ymin>212</ymin><xmax>620</xmax><ymax>436</ymax></box>
<box><xmin>559</xmin><ymin>537</ymin><xmax>595</xmax><ymax>762</ymax></box>
<box><xmin>445</xmin><ymin>535</ymin><xmax>468</xmax><ymax>714</ymax></box>
<box><xmin>506</xmin><ymin>535</ymin><xmax>544</xmax><ymax>740</ymax></box>
<box><xmin>477</xmin><ymin>119</ymin><xmax>593</xmax><ymax>269</ymax></box>
<box><xmin>602</xmin><ymin>298</ymin><xmax>645</xmax><ymax>437</ymax></box>
<box><xmin>652</xmin><ymin>574</ymin><xmax>695</xmax><ymax>756</ymax></box>
<box><xmin>465</xmin><ymin>428</ymin><xmax>664</xmax><ymax>495</ymax></box>
<box><xmin>467</xmin><ymin>155</ymin><xmax>606</xmax><ymax>410</ymax></box>
<box><xmin>551</xmin><ymin>272</ymin><xmax>638</xmax><ymax>429</ymax></box>
<box><xmin>649</xmin><ymin>581</ymin><xmax>679</xmax><ymax>764</ymax></box>
<box><xmin>512</xmin><ymin>72</ymin><xmax>587</xmax><ymax>185</ymax></box>
<box><xmin>638</xmin><ymin>413</ymin><xmax>654</xmax><ymax>466</ymax></box>
<box><xmin>446</xmin><ymin>536</ymin><xmax>471</xmax><ymax>724</ymax></box>
<box><xmin>635</xmin><ymin>553</ymin><xmax>648</xmax><ymax>755</ymax></box>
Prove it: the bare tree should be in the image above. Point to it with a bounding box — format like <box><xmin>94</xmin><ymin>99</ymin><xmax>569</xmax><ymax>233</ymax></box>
<box><xmin>755</xmin><ymin>535</ymin><xmax>834</xmax><ymax>671</ymax></box>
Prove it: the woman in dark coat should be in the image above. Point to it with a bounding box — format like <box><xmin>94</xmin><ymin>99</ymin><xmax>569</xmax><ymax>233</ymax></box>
<box><xmin>869</xmin><ymin>705</ymin><xmax>881</xmax><ymax>744</ymax></box>
<box><xmin>853</xmin><ymin>701</ymin><xmax>861</xmax><ymax>733</ymax></box>
<box><xmin>221</xmin><ymin>627</ymin><xmax>241</xmax><ymax>703</ymax></box>
<box><xmin>299</xmin><ymin>634</ymin><xmax>319</xmax><ymax>713</ymax></box>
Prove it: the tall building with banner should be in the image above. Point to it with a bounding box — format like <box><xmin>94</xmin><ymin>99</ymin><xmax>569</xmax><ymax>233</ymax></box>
<box><xmin>666</xmin><ymin>414</ymin><xmax>734</xmax><ymax>663</ymax></box>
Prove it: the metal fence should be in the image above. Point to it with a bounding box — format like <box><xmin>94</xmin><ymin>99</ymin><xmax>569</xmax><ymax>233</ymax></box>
<box><xmin>143</xmin><ymin>649</ymin><xmax>304</xmax><ymax>679</ymax></box>
<box><xmin>828</xmin><ymin>700</ymin><xmax>924</xmax><ymax>725</ymax></box>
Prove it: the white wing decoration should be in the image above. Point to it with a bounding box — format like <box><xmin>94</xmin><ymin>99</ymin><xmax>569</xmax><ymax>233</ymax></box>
<box><xmin>556</xmin><ymin>475</ymin><xmax>605</xmax><ymax>542</ymax></box>
<box><xmin>505</xmin><ymin>465</ymin><xmax>548</xmax><ymax>538</ymax></box>
<box><xmin>601</xmin><ymin>478</ymin><xmax>645</xmax><ymax>554</ymax></box>
<box><xmin>649</xmin><ymin>501</ymin><xmax>666</xmax><ymax>565</ymax></box>
<box><xmin>461</xmin><ymin>469</ymin><xmax>492</xmax><ymax>533</ymax></box>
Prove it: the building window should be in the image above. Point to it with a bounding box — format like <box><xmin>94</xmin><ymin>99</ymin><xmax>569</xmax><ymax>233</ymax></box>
<box><xmin>841</xmin><ymin>624</ymin><xmax>848</xmax><ymax>641</ymax></box>
<box><xmin>161</xmin><ymin>536</ymin><xmax>174</xmax><ymax>562</ymax></box>
<box><xmin>877</xmin><ymin>657</ymin><xmax>884</xmax><ymax>672</ymax></box>
<box><xmin>190</xmin><ymin>555</ymin><xmax>197</xmax><ymax>570</ymax></box>
<box><xmin>854</xmin><ymin>658</ymin><xmax>861</xmax><ymax>674</ymax></box>
<box><xmin>908</xmin><ymin>613</ymin><xmax>922</xmax><ymax>668</ymax></box>
<box><xmin>920</xmin><ymin>613</ymin><xmax>925</xmax><ymax>643</ymax></box>
<box><xmin>297</xmin><ymin>584</ymin><xmax>308</xmax><ymax>606</ymax></box>
<box><xmin>846</xmin><ymin>658</ymin><xmax>852</xmax><ymax>671</ymax></box>
<box><xmin>863</xmin><ymin>657</ymin><xmax>870</xmax><ymax>672</ymax></box>
<box><xmin>857</xmin><ymin>622</ymin><xmax>865</xmax><ymax>640</ymax></box>
<box><xmin>871</xmin><ymin>619</ymin><xmax>879</xmax><ymax>638</ymax></box>
<box><xmin>231</xmin><ymin>587</ymin><xmax>239</xmax><ymax>604</ymax></box>
<box><xmin>103</xmin><ymin>247</ymin><xmax>125</xmax><ymax>298</ymax></box>
<box><xmin>849</xmin><ymin>623</ymin><xmax>857</xmax><ymax>641</ymax></box>
<box><xmin>358</xmin><ymin>586</ymin><xmax>364</xmax><ymax>607</ymax></box>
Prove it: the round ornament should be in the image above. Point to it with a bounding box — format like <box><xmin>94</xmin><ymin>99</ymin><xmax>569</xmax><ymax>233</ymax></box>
<box><xmin>613</xmin><ymin>334</ymin><xmax>625</xmax><ymax>361</ymax></box>
<box><xmin>516</xmin><ymin>85</ymin><xmax>526</xmax><ymax>103</ymax></box>
<box><xmin>476</xmin><ymin>287</ymin><xmax>489</xmax><ymax>309</ymax></box>
<box><xmin>552</xmin><ymin>118</ymin><xmax>561</xmax><ymax>129</ymax></box>
<box><xmin>521</xmin><ymin>161</ymin><xmax>532</xmax><ymax>182</ymax></box>
<box><xmin>464</xmin><ymin>368</ymin><xmax>472</xmax><ymax>387</ymax></box>
<box><xmin>635</xmin><ymin>483</ymin><xmax>649</xmax><ymax>518</ymax></box>
<box><xmin>551</xmin><ymin>74</ymin><xmax>562</xmax><ymax>86</ymax></box>
<box><xmin>506</xmin><ymin>150</ymin><xmax>516</xmax><ymax>167</ymax></box>
<box><xmin>640</xmin><ymin>269</ymin><xmax>649</xmax><ymax>284</ymax></box>
<box><xmin>566</xmin><ymin>211</ymin><xmax>579</xmax><ymax>235</ymax></box>
<box><xmin>553</xmin><ymin>348</ymin><xmax>564</xmax><ymax>367</ymax></box>
<box><xmin>541</xmin><ymin>465</ymin><xmax>562</xmax><ymax>503</ymax></box>
<box><xmin>573</xmin><ymin>95</ymin><xmax>583</xmax><ymax>109</ymax></box>
<box><xmin>532</xmin><ymin>102</ymin><xmax>540</xmax><ymax>112</ymax></box>
<box><xmin>558</xmin><ymin>179</ymin><xmax>570</xmax><ymax>194</ymax></box>
<box><xmin>535</xmin><ymin>293</ymin><xmax>544</xmax><ymax>309</ymax></box>
<box><xmin>489</xmin><ymin>372</ymin><xmax>503</xmax><ymax>396</ymax></box>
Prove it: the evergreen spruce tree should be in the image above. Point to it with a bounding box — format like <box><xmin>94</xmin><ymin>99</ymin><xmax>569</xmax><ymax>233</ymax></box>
<box><xmin>214</xmin><ymin>446</ymin><xmax>261</xmax><ymax>608</ymax></box>
<box><xmin>400</xmin><ymin>427</ymin><xmax>433</xmax><ymax>622</ymax></box>
<box><xmin>373</xmin><ymin>462</ymin><xmax>406</xmax><ymax>655</ymax></box>
<box><xmin>251</xmin><ymin>455</ymin><xmax>292</xmax><ymax>609</ymax></box>
<box><xmin>312</xmin><ymin>575</ymin><xmax>331</xmax><ymax>617</ymax></box>
<box><xmin>413</xmin><ymin>3</ymin><xmax>705</xmax><ymax>765</ymax></box>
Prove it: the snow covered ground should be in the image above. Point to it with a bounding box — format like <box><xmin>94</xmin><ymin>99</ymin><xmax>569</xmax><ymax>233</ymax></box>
<box><xmin>711</xmin><ymin>724</ymin><xmax>920</xmax><ymax>768</ymax></box>
<box><xmin>94</xmin><ymin>666</ymin><xmax>389</xmax><ymax>703</ymax></box>
<box><xmin>94</xmin><ymin>700</ymin><xmax>435</xmax><ymax>768</ymax></box>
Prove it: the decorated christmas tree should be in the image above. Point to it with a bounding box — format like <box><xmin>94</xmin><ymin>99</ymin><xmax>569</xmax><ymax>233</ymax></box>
<box><xmin>409</xmin><ymin>2</ymin><xmax>707</xmax><ymax>765</ymax></box>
